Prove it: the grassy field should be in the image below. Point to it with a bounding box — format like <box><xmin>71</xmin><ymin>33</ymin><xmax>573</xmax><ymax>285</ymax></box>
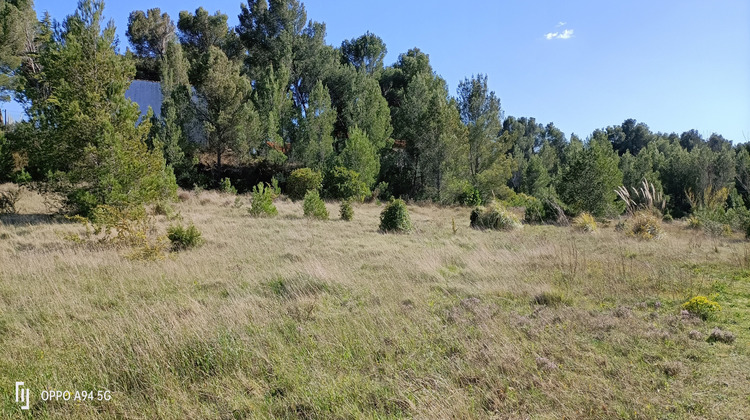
<box><xmin>1</xmin><ymin>184</ymin><xmax>749</xmax><ymax>419</ymax></box>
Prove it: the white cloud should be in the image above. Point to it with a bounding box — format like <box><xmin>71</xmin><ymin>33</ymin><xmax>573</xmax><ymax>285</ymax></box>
<box><xmin>558</xmin><ymin>29</ymin><xmax>574</xmax><ymax>39</ymax></box>
<box><xmin>545</xmin><ymin>28</ymin><xmax>574</xmax><ymax>40</ymax></box>
<box><xmin>557</xmin><ymin>21</ymin><xmax>566</xmax><ymax>27</ymax></box>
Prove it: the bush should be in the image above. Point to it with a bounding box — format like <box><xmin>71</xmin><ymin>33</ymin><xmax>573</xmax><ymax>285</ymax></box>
<box><xmin>682</xmin><ymin>295</ymin><xmax>721</xmax><ymax>321</ymax></box>
<box><xmin>340</xmin><ymin>200</ymin><xmax>353</xmax><ymax>221</ymax></box>
<box><xmin>573</xmin><ymin>212</ymin><xmax>597</xmax><ymax>233</ymax></box>
<box><xmin>302</xmin><ymin>190</ymin><xmax>328</xmax><ymax>220</ymax></box>
<box><xmin>167</xmin><ymin>222</ymin><xmax>203</xmax><ymax>251</ymax></box>
<box><xmin>287</xmin><ymin>168</ymin><xmax>323</xmax><ymax>201</ymax></box>
<box><xmin>629</xmin><ymin>211</ymin><xmax>663</xmax><ymax>240</ymax></box>
<box><xmin>470</xmin><ymin>202</ymin><xmax>522</xmax><ymax>231</ymax></box>
<box><xmin>248</xmin><ymin>182</ymin><xmax>277</xmax><ymax>217</ymax></box>
<box><xmin>379</xmin><ymin>199</ymin><xmax>412</xmax><ymax>233</ymax></box>
<box><xmin>503</xmin><ymin>193</ymin><xmax>546</xmax><ymax>223</ymax></box>
<box><xmin>323</xmin><ymin>166</ymin><xmax>370</xmax><ymax>201</ymax></box>
<box><xmin>219</xmin><ymin>177</ymin><xmax>237</xmax><ymax>195</ymax></box>
<box><xmin>373</xmin><ymin>181</ymin><xmax>391</xmax><ymax>201</ymax></box>
<box><xmin>457</xmin><ymin>184</ymin><xmax>482</xmax><ymax>207</ymax></box>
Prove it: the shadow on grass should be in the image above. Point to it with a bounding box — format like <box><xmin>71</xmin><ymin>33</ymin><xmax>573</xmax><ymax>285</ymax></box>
<box><xmin>0</xmin><ymin>213</ymin><xmax>61</xmax><ymax>226</ymax></box>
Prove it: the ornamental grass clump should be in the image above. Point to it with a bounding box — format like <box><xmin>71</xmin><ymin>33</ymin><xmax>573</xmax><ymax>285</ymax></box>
<box><xmin>573</xmin><ymin>212</ymin><xmax>597</xmax><ymax>233</ymax></box>
<box><xmin>470</xmin><ymin>202</ymin><xmax>522</xmax><ymax>231</ymax></box>
<box><xmin>629</xmin><ymin>211</ymin><xmax>663</xmax><ymax>240</ymax></box>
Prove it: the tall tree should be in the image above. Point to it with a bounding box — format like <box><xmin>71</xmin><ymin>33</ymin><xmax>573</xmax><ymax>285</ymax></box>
<box><xmin>126</xmin><ymin>8</ymin><xmax>175</xmax><ymax>80</ymax></box>
<box><xmin>17</xmin><ymin>0</ymin><xmax>175</xmax><ymax>214</ymax></box>
<box><xmin>194</xmin><ymin>46</ymin><xmax>259</xmax><ymax>176</ymax></box>
<box><xmin>457</xmin><ymin>74</ymin><xmax>512</xmax><ymax>198</ymax></box>
<box><xmin>296</xmin><ymin>79</ymin><xmax>335</xmax><ymax>170</ymax></box>
<box><xmin>338</xmin><ymin>125</ymin><xmax>379</xmax><ymax>188</ymax></box>
<box><xmin>327</xmin><ymin>63</ymin><xmax>392</xmax><ymax>152</ymax></box>
<box><xmin>177</xmin><ymin>7</ymin><xmax>240</xmax><ymax>85</ymax></box>
<box><xmin>238</xmin><ymin>0</ymin><xmax>336</xmax><ymax>116</ymax></box>
<box><xmin>558</xmin><ymin>131</ymin><xmax>623</xmax><ymax>216</ymax></box>
<box><xmin>340</xmin><ymin>31</ymin><xmax>386</xmax><ymax>76</ymax></box>
<box><xmin>0</xmin><ymin>0</ymin><xmax>38</xmax><ymax>101</ymax></box>
<box><xmin>150</xmin><ymin>40</ymin><xmax>196</xmax><ymax>185</ymax></box>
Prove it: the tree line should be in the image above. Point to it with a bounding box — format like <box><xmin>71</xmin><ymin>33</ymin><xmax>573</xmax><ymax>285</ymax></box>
<box><xmin>0</xmin><ymin>0</ymin><xmax>748</xmax><ymax>222</ymax></box>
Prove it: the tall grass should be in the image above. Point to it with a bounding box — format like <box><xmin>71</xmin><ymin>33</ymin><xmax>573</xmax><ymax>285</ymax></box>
<box><xmin>0</xmin><ymin>184</ymin><xmax>748</xmax><ymax>418</ymax></box>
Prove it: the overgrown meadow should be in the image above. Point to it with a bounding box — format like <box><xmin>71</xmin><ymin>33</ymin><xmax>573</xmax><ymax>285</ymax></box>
<box><xmin>1</xmin><ymin>186</ymin><xmax>748</xmax><ymax>419</ymax></box>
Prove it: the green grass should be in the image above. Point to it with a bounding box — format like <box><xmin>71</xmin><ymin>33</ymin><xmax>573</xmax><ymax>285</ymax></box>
<box><xmin>0</xmin><ymin>184</ymin><xmax>748</xmax><ymax>418</ymax></box>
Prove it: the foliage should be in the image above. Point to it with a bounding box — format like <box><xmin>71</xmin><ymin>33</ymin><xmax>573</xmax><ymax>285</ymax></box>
<box><xmin>628</xmin><ymin>211</ymin><xmax>663</xmax><ymax>240</ymax></box>
<box><xmin>687</xmin><ymin>186</ymin><xmax>747</xmax><ymax>236</ymax></box>
<box><xmin>559</xmin><ymin>134</ymin><xmax>623</xmax><ymax>217</ymax></box>
<box><xmin>323</xmin><ymin>166</ymin><xmax>370</xmax><ymax>201</ymax></box>
<box><xmin>219</xmin><ymin>177</ymin><xmax>237</xmax><ymax>195</ymax></box>
<box><xmin>14</xmin><ymin>0</ymin><xmax>177</xmax><ymax>217</ymax></box>
<box><xmin>337</xmin><ymin>126</ymin><xmax>380</xmax><ymax>188</ymax></box>
<box><xmin>470</xmin><ymin>202</ymin><xmax>522</xmax><ymax>231</ymax></box>
<box><xmin>302</xmin><ymin>190</ymin><xmax>328</xmax><ymax>220</ymax></box>
<box><xmin>379</xmin><ymin>199</ymin><xmax>412</xmax><ymax>233</ymax></box>
<box><xmin>503</xmin><ymin>192</ymin><xmax>547</xmax><ymax>224</ymax></box>
<box><xmin>340</xmin><ymin>31</ymin><xmax>387</xmax><ymax>76</ymax></box>
<box><xmin>194</xmin><ymin>46</ymin><xmax>259</xmax><ymax>174</ymax></box>
<box><xmin>295</xmin><ymin>80</ymin><xmax>335</xmax><ymax>170</ymax></box>
<box><xmin>126</xmin><ymin>8</ymin><xmax>175</xmax><ymax>80</ymax></box>
<box><xmin>248</xmin><ymin>182</ymin><xmax>277</xmax><ymax>217</ymax></box>
<box><xmin>167</xmin><ymin>222</ymin><xmax>203</xmax><ymax>251</ymax></box>
<box><xmin>682</xmin><ymin>296</ymin><xmax>721</xmax><ymax>321</ymax></box>
<box><xmin>372</xmin><ymin>181</ymin><xmax>390</xmax><ymax>201</ymax></box>
<box><xmin>287</xmin><ymin>168</ymin><xmax>322</xmax><ymax>201</ymax></box>
<box><xmin>457</xmin><ymin>184</ymin><xmax>482</xmax><ymax>207</ymax></box>
<box><xmin>573</xmin><ymin>212</ymin><xmax>598</xmax><ymax>233</ymax></box>
<box><xmin>339</xmin><ymin>200</ymin><xmax>353</xmax><ymax>221</ymax></box>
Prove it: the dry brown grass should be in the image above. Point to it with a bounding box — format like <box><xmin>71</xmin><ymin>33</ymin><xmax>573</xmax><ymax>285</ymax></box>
<box><xmin>1</xmin><ymin>185</ymin><xmax>749</xmax><ymax>418</ymax></box>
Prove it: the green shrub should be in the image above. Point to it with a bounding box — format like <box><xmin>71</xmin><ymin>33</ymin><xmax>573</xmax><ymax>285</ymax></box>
<box><xmin>503</xmin><ymin>193</ymin><xmax>546</xmax><ymax>223</ymax></box>
<box><xmin>373</xmin><ymin>181</ymin><xmax>391</xmax><ymax>201</ymax></box>
<box><xmin>219</xmin><ymin>177</ymin><xmax>237</xmax><ymax>195</ymax></box>
<box><xmin>287</xmin><ymin>168</ymin><xmax>323</xmax><ymax>201</ymax></box>
<box><xmin>379</xmin><ymin>199</ymin><xmax>412</xmax><ymax>233</ymax></box>
<box><xmin>682</xmin><ymin>295</ymin><xmax>721</xmax><ymax>321</ymax></box>
<box><xmin>457</xmin><ymin>184</ymin><xmax>482</xmax><ymax>207</ymax></box>
<box><xmin>323</xmin><ymin>166</ymin><xmax>370</xmax><ymax>201</ymax></box>
<box><xmin>629</xmin><ymin>211</ymin><xmax>663</xmax><ymax>240</ymax></box>
<box><xmin>340</xmin><ymin>200</ymin><xmax>353</xmax><ymax>221</ymax></box>
<box><xmin>573</xmin><ymin>212</ymin><xmax>597</xmax><ymax>233</ymax></box>
<box><xmin>302</xmin><ymin>190</ymin><xmax>328</xmax><ymax>220</ymax></box>
<box><xmin>470</xmin><ymin>202</ymin><xmax>522</xmax><ymax>231</ymax></box>
<box><xmin>167</xmin><ymin>222</ymin><xmax>203</xmax><ymax>251</ymax></box>
<box><xmin>248</xmin><ymin>182</ymin><xmax>277</xmax><ymax>217</ymax></box>
<box><xmin>12</xmin><ymin>168</ymin><xmax>31</xmax><ymax>185</ymax></box>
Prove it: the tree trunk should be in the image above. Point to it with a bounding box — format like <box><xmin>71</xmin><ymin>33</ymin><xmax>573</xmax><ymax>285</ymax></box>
<box><xmin>216</xmin><ymin>146</ymin><xmax>222</xmax><ymax>180</ymax></box>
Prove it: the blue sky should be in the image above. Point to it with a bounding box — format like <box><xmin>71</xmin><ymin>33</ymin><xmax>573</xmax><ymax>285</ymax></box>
<box><xmin>9</xmin><ymin>0</ymin><xmax>750</xmax><ymax>142</ymax></box>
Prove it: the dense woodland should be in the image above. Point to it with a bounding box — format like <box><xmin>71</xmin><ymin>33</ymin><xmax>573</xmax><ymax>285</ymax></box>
<box><xmin>1</xmin><ymin>0</ymin><xmax>749</xmax><ymax>226</ymax></box>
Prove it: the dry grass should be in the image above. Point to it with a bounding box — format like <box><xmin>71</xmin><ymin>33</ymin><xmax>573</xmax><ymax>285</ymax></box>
<box><xmin>1</xmin><ymin>184</ymin><xmax>749</xmax><ymax>418</ymax></box>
